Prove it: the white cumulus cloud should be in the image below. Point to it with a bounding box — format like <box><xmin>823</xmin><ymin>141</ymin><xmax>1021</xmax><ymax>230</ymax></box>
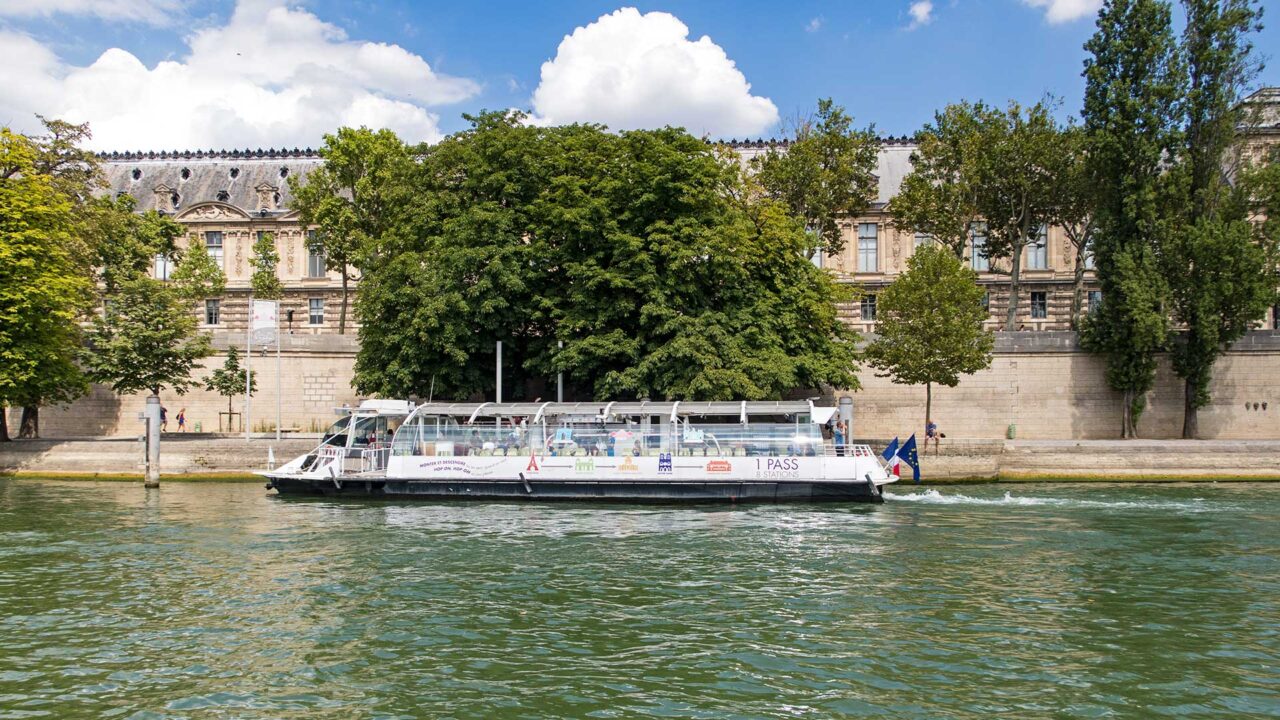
<box><xmin>0</xmin><ymin>0</ymin><xmax>480</xmax><ymax>150</ymax></box>
<box><xmin>0</xmin><ymin>0</ymin><xmax>184</xmax><ymax>25</ymax></box>
<box><xmin>1021</xmin><ymin>0</ymin><xmax>1103</xmax><ymax>23</ymax></box>
<box><xmin>530</xmin><ymin>7</ymin><xmax>779</xmax><ymax>138</ymax></box>
<box><xmin>907</xmin><ymin>1</ymin><xmax>933</xmax><ymax>29</ymax></box>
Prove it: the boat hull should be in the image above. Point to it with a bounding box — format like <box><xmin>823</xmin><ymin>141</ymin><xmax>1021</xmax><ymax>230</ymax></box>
<box><xmin>267</xmin><ymin>476</ymin><xmax>886</xmax><ymax>503</ymax></box>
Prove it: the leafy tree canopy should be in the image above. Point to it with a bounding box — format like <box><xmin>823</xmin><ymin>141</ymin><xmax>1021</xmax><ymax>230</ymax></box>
<box><xmin>864</xmin><ymin>244</ymin><xmax>993</xmax><ymax>424</ymax></box>
<box><xmin>752</xmin><ymin>99</ymin><xmax>880</xmax><ymax>259</ymax></box>
<box><xmin>249</xmin><ymin>231</ymin><xmax>282</xmax><ymax>300</ymax></box>
<box><xmin>355</xmin><ymin>113</ymin><xmax>859</xmax><ymax>401</ymax></box>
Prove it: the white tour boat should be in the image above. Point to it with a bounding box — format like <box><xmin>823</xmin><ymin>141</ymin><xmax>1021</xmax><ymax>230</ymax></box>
<box><xmin>263</xmin><ymin>400</ymin><xmax>895</xmax><ymax>503</ymax></box>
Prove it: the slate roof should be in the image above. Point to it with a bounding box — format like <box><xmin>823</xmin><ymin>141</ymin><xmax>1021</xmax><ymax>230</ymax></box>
<box><xmin>98</xmin><ymin>138</ymin><xmax>921</xmax><ymax>214</ymax></box>
<box><xmin>98</xmin><ymin>149</ymin><xmax>324</xmax><ymax>216</ymax></box>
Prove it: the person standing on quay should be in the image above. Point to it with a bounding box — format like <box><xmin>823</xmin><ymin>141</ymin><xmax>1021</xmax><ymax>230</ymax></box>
<box><xmin>176</xmin><ymin>408</ymin><xmax>186</xmax><ymax>432</ymax></box>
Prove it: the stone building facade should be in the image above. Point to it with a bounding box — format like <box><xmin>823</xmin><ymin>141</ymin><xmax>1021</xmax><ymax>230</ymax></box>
<box><xmin>100</xmin><ymin>148</ymin><xmax>344</xmax><ymax>336</ymax></box>
<box><xmin>100</xmin><ymin>141</ymin><xmax>1104</xmax><ymax>336</ymax></box>
<box><xmin>98</xmin><ymin>87</ymin><xmax>1280</xmax><ymax>337</ymax></box>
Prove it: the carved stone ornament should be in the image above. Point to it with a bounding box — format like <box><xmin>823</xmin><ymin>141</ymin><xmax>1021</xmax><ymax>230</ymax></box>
<box><xmin>181</xmin><ymin>204</ymin><xmax>247</xmax><ymax>221</ymax></box>
<box><xmin>255</xmin><ymin>183</ymin><xmax>278</xmax><ymax>211</ymax></box>
<box><xmin>234</xmin><ymin>234</ymin><xmax>244</xmax><ymax>275</ymax></box>
<box><xmin>285</xmin><ymin>232</ymin><xmax>296</xmax><ymax>274</ymax></box>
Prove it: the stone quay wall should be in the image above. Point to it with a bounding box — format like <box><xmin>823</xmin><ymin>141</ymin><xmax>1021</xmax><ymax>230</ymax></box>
<box><xmin>5</xmin><ymin>331</ymin><xmax>1279</xmax><ymax>442</ymax></box>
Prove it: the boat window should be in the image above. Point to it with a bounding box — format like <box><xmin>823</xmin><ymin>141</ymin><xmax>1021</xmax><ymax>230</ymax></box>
<box><xmin>321</xmin><ymin>417</ymin><xmax>350</xmax><ymax>447</ymax></box>
<box><xmin>351</xmin><ymin>416</ymin><xmax>380</xmax><ymax>446</ymax></box>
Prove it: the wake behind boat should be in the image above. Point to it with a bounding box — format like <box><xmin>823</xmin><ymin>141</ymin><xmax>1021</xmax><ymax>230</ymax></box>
<box><xmin>263</xmin><ymin>400</ymin><xmax>895</xmax><ymax>503</ymax></box>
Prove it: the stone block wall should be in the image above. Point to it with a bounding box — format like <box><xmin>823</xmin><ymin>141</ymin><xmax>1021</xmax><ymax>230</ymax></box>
<box><xmin>7</xmin><ymin>331</ymin><xmax>1279</xmax><ymax>441</ymax></box>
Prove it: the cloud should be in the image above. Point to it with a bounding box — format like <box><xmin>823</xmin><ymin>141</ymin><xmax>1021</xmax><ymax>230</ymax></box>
<box><xmin>0</xmin><ymin>0</ymin><xmax>480</xmax><ymax>150</ymax></box>
<box><xmin>907</xmin><ymin>1</ymin><xmax>933</xmax><ymax>29</ymax></box>
<box><xmin>0</xmin><ymin>0</ymin><xmax>184</xmax><ymax>25</ymax></box>
<box><xmin>806</xmin><ymin>17</ymin><xmax>823</xmax><ymax>33</ymax></box>
<box><xmin>530</xmin><ymin>7</ymin><xmax>778</xmax><ymax>138</ymax></box>
<box><xmin>1020</xmin><ymin>0</ymin><xmax>1102</xmax><ymax>23</ymax></box>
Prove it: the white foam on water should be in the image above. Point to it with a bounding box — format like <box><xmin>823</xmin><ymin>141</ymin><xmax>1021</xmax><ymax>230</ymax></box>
<box><xmin>885</xmin><ymin>488</ymin><xmax>1222</xmax><ymax>511</ymax></box>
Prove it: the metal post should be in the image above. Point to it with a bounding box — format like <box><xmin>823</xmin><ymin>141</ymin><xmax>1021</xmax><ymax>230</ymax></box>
<box><xmin>276</xmin><ymin>316</ymin><xmax>282</xmax><ymax>442</ymax></box>
<box><xmin>496</xmin><ymin>340</ymin><xmax>503</xmax><ymax>404</ymax></box>
<box><xmin>557</xmin><ymin>340</ymin><xmax>563</xmax><ymax>403</ymax></box>
<box><xmin>245</xmin><ymin>305</ymin><xmax>252</xmax><ymax>442</ymax></box>
<box><xmin>839</xmin><ymin>396</ymin><xmax>854</xmax><ymax>438</ymax></box>
<box><xmin>144</xmin><ymin>394</ymin><xmax>161</xmax><ymax>488</ymax></box>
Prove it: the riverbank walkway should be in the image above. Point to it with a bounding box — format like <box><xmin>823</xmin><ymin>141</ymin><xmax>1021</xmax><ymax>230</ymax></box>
<box><xmin>2</xmin><ymin>435</ymin><xmax>1279</xmax><ymax>482</ymax></box>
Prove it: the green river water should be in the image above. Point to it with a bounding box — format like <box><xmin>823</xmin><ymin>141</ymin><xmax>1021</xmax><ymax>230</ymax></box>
<box><xmin>0</xmin><ymin>479</ymin><xmax>1277</xmax><ymax>719</ymax></box>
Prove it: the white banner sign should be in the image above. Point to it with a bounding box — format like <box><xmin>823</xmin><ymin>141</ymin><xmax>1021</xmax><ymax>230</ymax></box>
<box><xmin>251</xmin><ymin>300</ymin><xmax>278</xmax><ymax>345</ymax></box>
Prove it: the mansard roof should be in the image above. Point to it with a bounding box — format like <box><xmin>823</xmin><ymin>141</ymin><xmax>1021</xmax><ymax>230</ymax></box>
<box><xmin>97</xmin><ymin>135</ymin><xmax>921</xmax><ymax>213</ymax></box>
<box><xmin>98</xmin><ymin>148</ymin><xmax>324</xmax><ymax>216</ymax></box>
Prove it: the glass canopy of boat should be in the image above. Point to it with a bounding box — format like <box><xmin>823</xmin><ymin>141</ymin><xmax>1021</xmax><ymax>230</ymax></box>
<box><xmin>397</xmin><ymin>400</ymin><xmax>837</xmax><ymax>424</ymax></box>
<box><xmin>390</xmin><ymin>401</ymin><xmax>847</xmax><ymax>459</ymax></box>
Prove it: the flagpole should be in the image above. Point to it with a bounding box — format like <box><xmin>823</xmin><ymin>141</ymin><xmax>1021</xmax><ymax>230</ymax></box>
<box><xmin>275</xmin><ymin>308</ymin><xmax>281</xmax><ymax>443</ymax></box>
<box><xmin>245</xmin><ymin>299</ymin><xmax>251</xmax><ymax>443</ymax></box>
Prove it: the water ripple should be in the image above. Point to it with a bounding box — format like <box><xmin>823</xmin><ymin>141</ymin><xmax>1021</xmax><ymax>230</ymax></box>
<box><xmin>0</xmin><ymin>480</ymin><xmax>1276</xmax><ymax>718</ymax></box>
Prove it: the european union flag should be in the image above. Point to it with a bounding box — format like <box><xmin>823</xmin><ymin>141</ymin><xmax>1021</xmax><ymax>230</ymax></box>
<box><xmin>880</xmin><ymin>437</ymin><xmax>900</xmax><ymax>464</ymax></box>
<box><xmin>900</xmin><ymin>434</ymin><xmax>921</xmax><ymax>483</ymax></box>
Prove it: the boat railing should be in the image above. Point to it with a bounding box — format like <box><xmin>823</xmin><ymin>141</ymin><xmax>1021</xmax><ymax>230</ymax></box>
<box><xmin>390</xmin><ymin>420</ymin><xmax>875</xmax><ymax>459</ymax></box>
<box><xmin>313</xmin><ymin>443</ymin><xmax>390</xmax><ymax>475</ymax></box>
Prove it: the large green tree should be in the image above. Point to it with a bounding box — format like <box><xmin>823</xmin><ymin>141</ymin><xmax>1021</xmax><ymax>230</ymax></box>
<box><xmin>752</xmin><ymin>99</ymin><xmax>880</xmax><ymax>259</ymax></box>
<box><xmin>288</xmin><ymin>127</ymin><xmax>414</xmax><ymax>334</ymax></box>
<box><xmin>864</xmin><ymin>244</ymin><xmax>994</xmax><ymax>429</ymax></box>
<box><xmin>1047</xmin><ymin>126</ymin><xmax>1098</xmax><ymax>330</ymax></box>
<box><xmin>888</xmin><ymin>103</ymin><xmax>986</xmax><ymax>259</ymax></box>
<box><xmin>0</xmin><ymin>128</ymin><xmax>95</xmax><ymax>440</ymax></box>
<box><xmin>1081</xmin><ymin>0</ymin><xmax>1184</xmax><ymax>438</ymax></box>
<box><xmin>355</xmin><ymin>112</ymin><xmax>859</xmax><ymax>401</ymax></box>
<box><xmin>964</xmin><ymin>101</ymin><xmax>1067</xmax><ymax>331</ymax></box>
<box><xmin>1161</xmin><ymin>0</ymin><xmax>1268</xmax><ymax>438</ymax></box>
<box><xmin>83</xmin><ymin>207</ymin><xmax>213</xmax><ymax>399</ymax></box>
<box><xmin>204</xmin><ymin>345</ymin><xmax>256</xmax><ymax>426</ymax></box>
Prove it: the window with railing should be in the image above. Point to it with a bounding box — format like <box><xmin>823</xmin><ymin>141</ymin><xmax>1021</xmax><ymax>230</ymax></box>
<box><xmin>969</xmin><ymin>222</ymin><xmax>989</xmax><ymax>271</ymax></box>
<box><xmin>1031</xmin><ymin>291</ymin><xmax>1048</xmax><ymax>319</ymax></box>
<box><xmin>860</xmin><ymin>294</ymin><xmax>877</xmax><ymax>321</ymax></box>
<box><xmin>1026</xmin><ymin>225</ymin><xmax>1048</xmax><ymax>270</ymax></box>
<box><xmin>306</xmin><ymin>230</ymin><xmax>326</xmax><ymax>278</ymax></box>
<box><xmin>857</xmin><ymin>223</ymin><xmax>878</xmax><ymax>272</ymax></box>
<box><xmin>205</xmin><ymin>231</ymin><xmax>224</xmax><ymax>268</ymax></box>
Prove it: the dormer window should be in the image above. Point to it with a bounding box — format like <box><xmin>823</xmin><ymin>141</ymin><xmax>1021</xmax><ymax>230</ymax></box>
<box><xmin>180</xmin><ymin>167</ymin><xmax>191</xmax><ymax>180</ymax></box>
<box><xmin>229</xmin><ymin>167</ymin><xmax>240</xmax><ymax>179</ymax></box>
<box><xmin>131</xmin><ymin>168</ymin><xmax>142</xmax><ymax>180</ymax></box>
<box><xmin>216</xmin><ymin>190</ymin><xmax>230</xmax><ymax>202</ymax></box>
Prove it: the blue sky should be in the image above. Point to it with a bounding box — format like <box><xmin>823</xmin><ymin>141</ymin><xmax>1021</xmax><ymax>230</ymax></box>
<box><xmin>0</xmin><ymin>0</ymin><xmax>1276</xmax><ymax>150</ymax></box>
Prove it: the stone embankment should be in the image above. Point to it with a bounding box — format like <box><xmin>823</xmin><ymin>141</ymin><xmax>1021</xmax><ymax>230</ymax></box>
<box><xmin>0</xmin><ymin>435</ymin><xmax>319</xmax><ymax>479</ymax></box>
<box><xmin>2</xmin><ymin>435</ymin><xmax>1279</xmax><ymax>482</ymax></box>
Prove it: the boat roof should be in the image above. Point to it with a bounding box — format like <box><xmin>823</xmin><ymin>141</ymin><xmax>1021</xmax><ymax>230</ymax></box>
<box><xmin>405</xmin><ymin>401</ymin><xmax>836</xmax><ymax>424</ymax></box>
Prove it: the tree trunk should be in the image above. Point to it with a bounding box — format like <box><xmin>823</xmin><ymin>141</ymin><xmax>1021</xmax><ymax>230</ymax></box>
<box><xmin>0</xmin><ymin>407</ymin><xmax>9</xmax><ymax>442</ymax></box>
<box><xmin>18</xmin><ymin>406</ymin><xmax>38</xmax><ymax>439</ymax></box>
<box><xmin>339</xmin><ymin>269</ymin><xmax>349</xmax><ymax>335</ymax></box>
<box><xmin>1182</xmin><ymin>377</ymin><xmax>1198</xmax><ymax>439</ymax></box>
<box><xmin>1122</xmin><ymin>389</ymin><xmax>1136</xmax><ymax>439</ymax></box>
<box><xmin>925</xmin><ymin>382</ymin><xmax>932</xmax><ymax>433</ymax></box>
<box><xmin>1005</xmin><ymin>242</ymin><xmax>1023</xmax><ymax>330</ymax></box>
<box><xmin>1071</xmin><ymin>247</ymin><xmax>1086</xmax><ymax>330</ymax></box>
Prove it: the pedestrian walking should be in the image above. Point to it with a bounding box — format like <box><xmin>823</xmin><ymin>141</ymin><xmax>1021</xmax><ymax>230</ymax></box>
<box><xmin>176</xmin><ymin>408</ymin><xmax>186</xmax><ymax>432</ymax></box>
<box><xmin>160</xmin><ymin>404</ymin><xmax>168</xmax><ymax>433</ymax></box>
